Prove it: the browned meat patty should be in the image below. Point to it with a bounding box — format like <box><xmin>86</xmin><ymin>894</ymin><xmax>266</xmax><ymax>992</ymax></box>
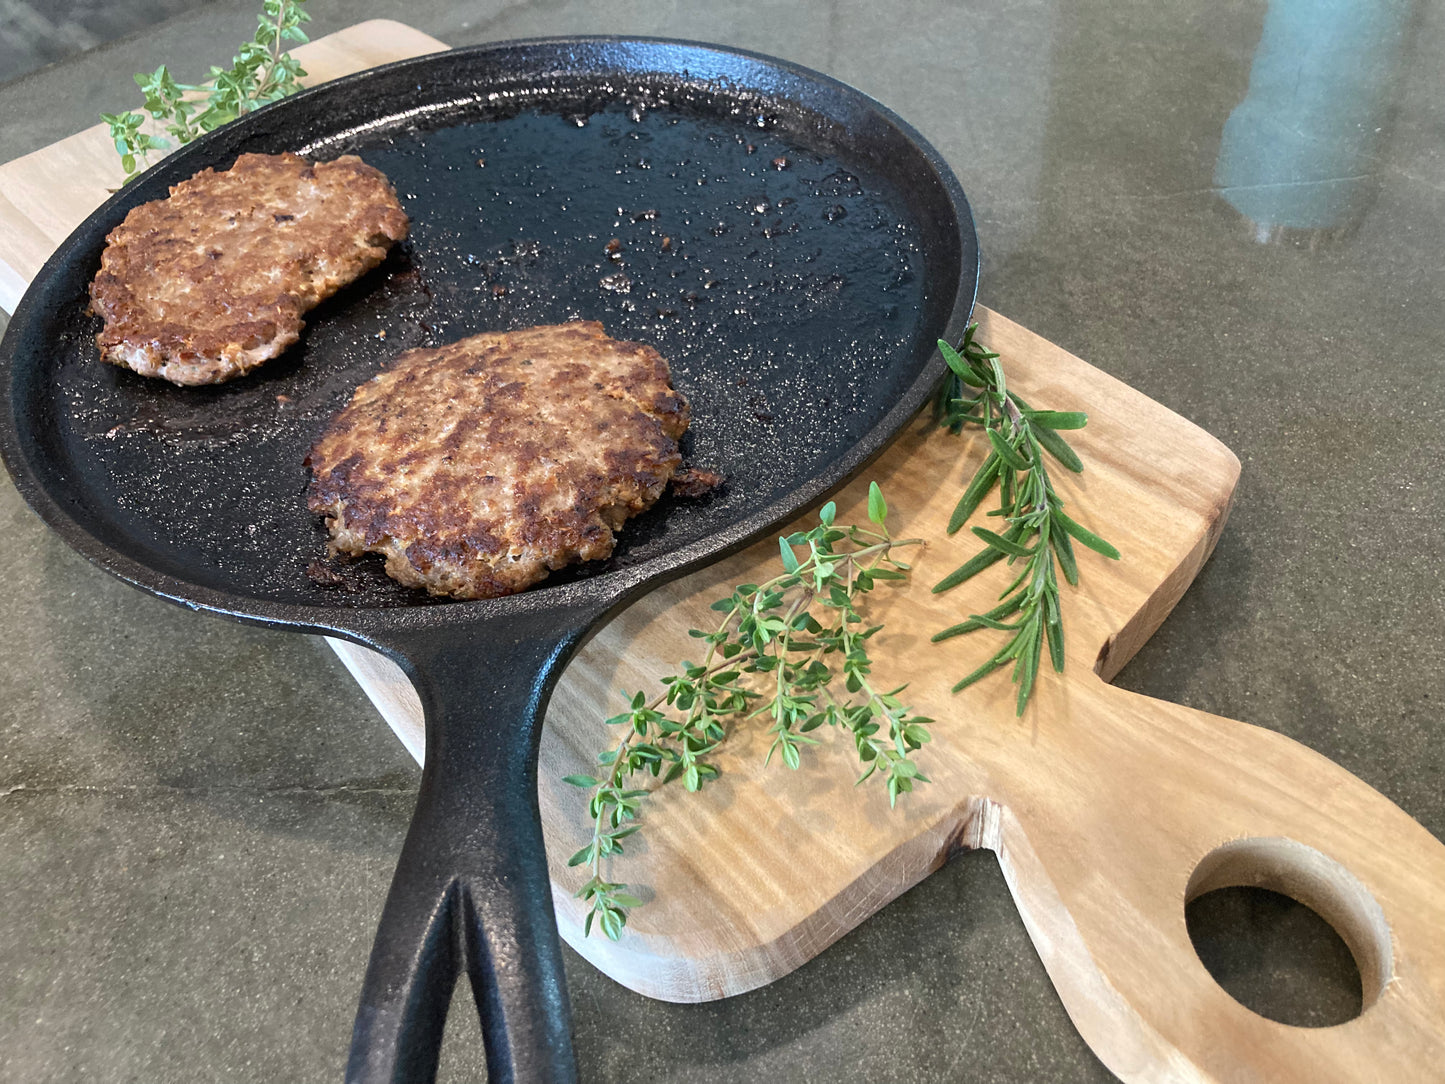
<box><xmin>89</xmin><ymin>152</ymin><xmax>409</xmax><ymax>386</ymax></box>
<box><xmin>305</xmin><ymin>321</ymin><xmax>691</xmax><ymax>599</ymax></box>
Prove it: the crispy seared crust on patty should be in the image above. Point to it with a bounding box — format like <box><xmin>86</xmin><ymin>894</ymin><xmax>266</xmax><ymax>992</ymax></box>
<box><xmin>305</xmin><ymin>321</ymin><xmax>691</xmax><ymax>599</ymax></box>
<box><xmin>89</xmin><ymin>152</ymin><xmax>409</xmax><ymax>386</ymax></box>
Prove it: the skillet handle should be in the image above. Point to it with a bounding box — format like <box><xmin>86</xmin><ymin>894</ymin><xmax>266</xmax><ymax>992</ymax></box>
<box><xmin>346</xmin><ymin>617</ymin><xmax>586</xmax><ymax>1084</ymax></box>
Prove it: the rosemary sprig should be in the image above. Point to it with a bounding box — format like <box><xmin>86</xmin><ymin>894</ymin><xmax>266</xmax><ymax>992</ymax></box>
<box><xmin>931</xmin><ymin>323</ymin><xmax>1119</xmax><ymax>714</ymax></box>
<box><xmin>101</xmin><ymin>0</ymin><xmax>311</xmax><ymax>181</ymax></box>
<box><xmin>566</xmin><ymin>483</ymin><xmax>927</xmax><ymax>940</ymax></box>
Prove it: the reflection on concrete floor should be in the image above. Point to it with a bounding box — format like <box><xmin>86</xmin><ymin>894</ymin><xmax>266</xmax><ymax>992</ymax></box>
<box><xmin>1214</xmin><ymin>0</ymin><xmax>1415</xmax><ymax>245</ymax></box>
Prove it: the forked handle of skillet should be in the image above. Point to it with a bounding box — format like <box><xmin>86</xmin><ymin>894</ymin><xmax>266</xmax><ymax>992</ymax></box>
<box><xmin>346</xmin><ymin>613</ymin><xmax>589</xmax><ymax>1084</ymax></box>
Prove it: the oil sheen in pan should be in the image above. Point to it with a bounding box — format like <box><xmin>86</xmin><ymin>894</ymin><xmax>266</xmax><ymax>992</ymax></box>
<box><xmin>58</xmin><ymin>97</ymin><xmax>930</xmax><ymax>607</ymax></box>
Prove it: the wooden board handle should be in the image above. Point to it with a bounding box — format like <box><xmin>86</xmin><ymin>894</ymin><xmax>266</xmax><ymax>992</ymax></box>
<box><xmin>996</xmin><ymin>681</ymin><xmax>1445</xmax><ymax>1083</ymax></box>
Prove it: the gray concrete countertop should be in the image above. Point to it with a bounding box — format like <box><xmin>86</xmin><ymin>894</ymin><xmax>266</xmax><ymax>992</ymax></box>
<box><xmin>2</xmin><ymin>1</ymin><xmax>1442</xmax><ymax>1080</ymax></box>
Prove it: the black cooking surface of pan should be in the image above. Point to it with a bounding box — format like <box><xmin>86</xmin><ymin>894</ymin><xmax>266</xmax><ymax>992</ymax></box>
<box><xmin>1</xmin><ymin>37</ymin><xmax>976</xmax><ymax>1084</ymax></box>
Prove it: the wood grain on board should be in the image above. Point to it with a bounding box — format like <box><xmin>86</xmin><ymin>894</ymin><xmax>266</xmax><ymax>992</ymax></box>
<box><xmin>5</xmin><ymin>21</ymin><xmax>1444</xmax><ymax>1084</ymax></box>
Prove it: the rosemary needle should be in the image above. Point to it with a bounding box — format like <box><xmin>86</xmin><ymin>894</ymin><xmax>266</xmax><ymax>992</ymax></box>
<box><xmin>931</xmin><ymin>324</ymin><xmax>1119</xmax><ymax>714</ymax></box>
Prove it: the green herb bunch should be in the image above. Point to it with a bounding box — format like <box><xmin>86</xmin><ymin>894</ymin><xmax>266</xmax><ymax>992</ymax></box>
<box><xmin>566</xmin><ymin>483</ymin><xmax>926</xmax><ymax>940</ymax></box>
<box><xmin>932</xmin><ymin>323</ymin><xmax>1119</xmax><ymax>714</ymax></box>
<box><xmin>101</xmin><ymin>0</ymin><xmax>311</xmax><ymax>181</ymax></box>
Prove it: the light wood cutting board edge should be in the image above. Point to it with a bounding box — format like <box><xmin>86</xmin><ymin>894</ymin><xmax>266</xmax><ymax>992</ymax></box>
<box><xmin>6</xmin><ymin>23</ymin><xmax>1444</xmax><ymax>1084</ymax></box>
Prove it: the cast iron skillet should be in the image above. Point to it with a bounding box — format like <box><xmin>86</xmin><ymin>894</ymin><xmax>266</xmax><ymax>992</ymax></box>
<box><xmin>0</xmin><ymin>37</ymin><xmax>977</xmax><ymax>1083</ymax></box>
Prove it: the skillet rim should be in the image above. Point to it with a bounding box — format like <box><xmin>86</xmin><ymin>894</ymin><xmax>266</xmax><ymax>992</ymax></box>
<box><xmin>0</xmin><ymin>34</ymin><xmax>980</xmax><ymax>643</ymax></box>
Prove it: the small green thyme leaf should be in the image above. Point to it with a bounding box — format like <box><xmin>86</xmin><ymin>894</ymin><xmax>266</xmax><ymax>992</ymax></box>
<box><xmin>568</xmin><ymin>486</ymin><xmax>925</xmax><ymax>938</ymax></box>
<box><xmin>779</xmin><ymin>536</ymin><xmax>801</xmax><ymax>573</ymax></box>
<box><xmin>867</xmin><ymin>481</ymin><xmax>887</xmax><ymax>526</ymax></box>
<box><xmin>103</xmin><ymin>0</ymin><xmax>311</xmax><ymax>182</ymax></box>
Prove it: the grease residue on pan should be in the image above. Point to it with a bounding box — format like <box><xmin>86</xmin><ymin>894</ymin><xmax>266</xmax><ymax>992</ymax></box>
<box><xmin>48</xmin><ymin>92</ymin><xmax>933</xmax><ymax>607</ymax></box>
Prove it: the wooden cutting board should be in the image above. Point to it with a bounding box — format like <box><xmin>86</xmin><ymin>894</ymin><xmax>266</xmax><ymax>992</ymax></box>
<box><xmin>5</xmin><ymin>22</ymin><xmax>1445</xmax><ymax>1084</ymax></box>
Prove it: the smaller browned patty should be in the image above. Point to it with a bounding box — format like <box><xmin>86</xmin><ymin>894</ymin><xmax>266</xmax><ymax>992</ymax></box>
<box><xmin>306</xmin><ymin>322</ymin><xmax>691</xmax><ymax>599</ymax></box>
<box><xmin>89</xmin><ymin>152</ymin><xmax>409</xmax><ymax>386</ymax></box>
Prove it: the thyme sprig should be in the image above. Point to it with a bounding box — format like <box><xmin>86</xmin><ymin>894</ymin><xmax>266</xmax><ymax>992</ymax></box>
<box><xmin>566</xmin><ymin>483</ymin><xmax>927</xmax><ymax>940</ymax></box>
<box><xmin>101</xmin><ymin>0</ymin><xmax>311</xmax><ymax>181</ymax></box>
<box><xmin>931</xmin><ymin>323</ymin><xmax>1119</xmax><ymax>714</ymax></box>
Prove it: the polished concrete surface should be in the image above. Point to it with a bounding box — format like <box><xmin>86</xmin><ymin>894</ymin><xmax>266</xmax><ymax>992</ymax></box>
<box><xmin>0</xmin><ymin>0</ymin><xmax>198</xmax><ymax>82</ymax></box>
<box><xmin>1</xmin><ymin>0</ymin><xmax>1442</xmax><ymax>1080</ymax></box>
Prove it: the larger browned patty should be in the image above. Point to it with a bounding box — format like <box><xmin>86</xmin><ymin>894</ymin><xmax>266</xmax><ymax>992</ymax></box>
<box><xmin>305</xmin><ymin>322</ymin><xmax>691</xmax><ymax>599</ymax></box>
<box><xmin>89</xmin><ymin>152</ymin><xmax>409</xmax><ymax>386</ymax></box>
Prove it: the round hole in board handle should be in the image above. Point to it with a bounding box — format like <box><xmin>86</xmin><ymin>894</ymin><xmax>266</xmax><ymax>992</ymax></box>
<box><xmin>1185</xmin><ymin>837</ymin><xmax>1393</xmax><ymax>1022</ymax></box>
<box><xmin>1187</xmin><ymin>886</ymin><xmax>1363</xmax><ymax>1027</ymax></box>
